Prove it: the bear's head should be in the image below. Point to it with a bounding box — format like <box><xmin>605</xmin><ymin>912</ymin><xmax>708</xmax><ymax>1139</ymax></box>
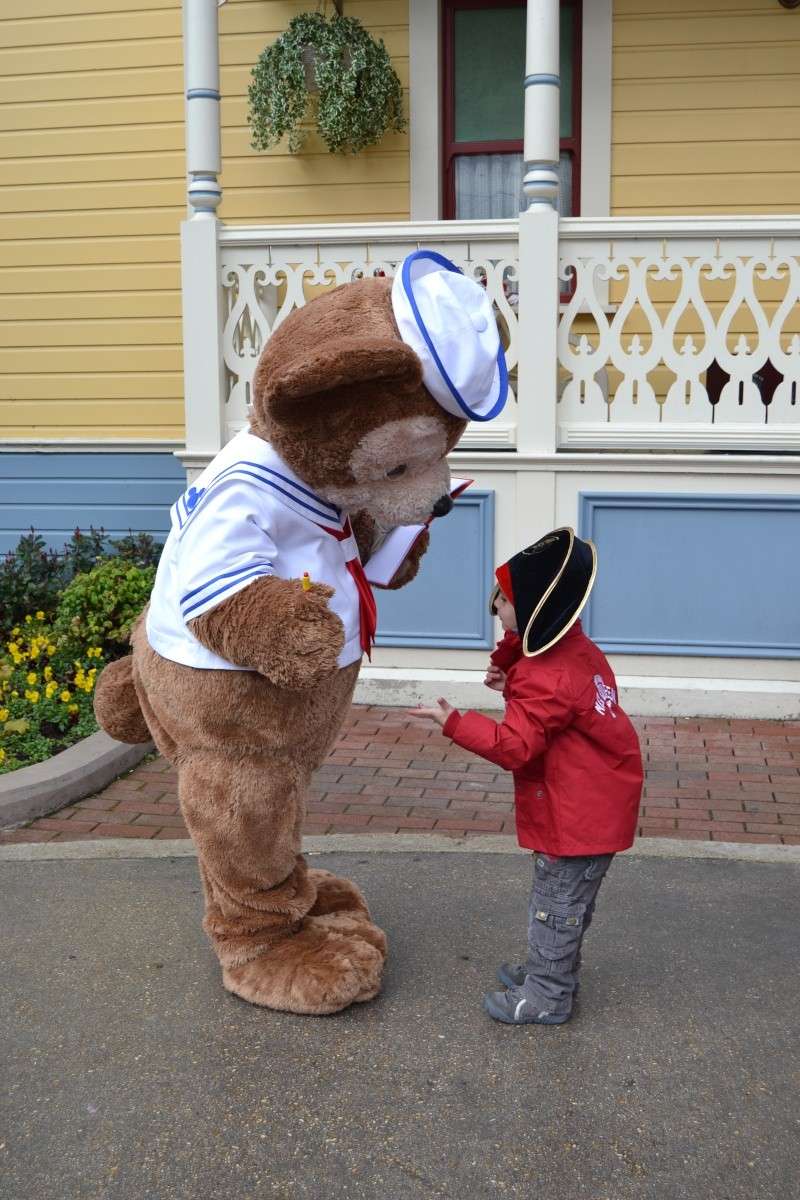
<box><xmin>250</xmin><ymin>277</ymin><xmax>466</xmax><ymax>529</ymax></box>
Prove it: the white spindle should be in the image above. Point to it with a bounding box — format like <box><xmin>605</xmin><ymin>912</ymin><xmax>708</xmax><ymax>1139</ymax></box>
<box><xmin>184</xmin><ymin>0</ymin><xmax>223</xmax><ymax>216</ymax></box>
<box><xmin>515</xmin><ymin>0</ymin><xmax>560</xmax><ymax>454</ymax></box>
<box><xmin>179</xmin><ymin>0</ymin><xmax>226</xmax><ymax>470</ymax></box>
<box><xmin>522</xmin><ymin>0</ymin><xmax>560</xmax><ymax>211</ymax></box>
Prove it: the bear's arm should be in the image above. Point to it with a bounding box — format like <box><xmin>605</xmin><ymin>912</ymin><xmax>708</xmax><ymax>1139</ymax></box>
<box><xmin>350</xmin><ymin>509</ymin><xmax>429</xmax><ymax>591</ymax></box>
<box><xmin>188</xmin><ymin>576</ymin><xmax>344</xmax><ymax>690</ymax></box>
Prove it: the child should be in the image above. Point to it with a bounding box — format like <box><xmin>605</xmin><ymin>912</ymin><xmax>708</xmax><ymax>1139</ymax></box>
<box><xmin>410</xmin><ymin>528</ymin><xmax>643</xmax><ymax>1025</ymax></box>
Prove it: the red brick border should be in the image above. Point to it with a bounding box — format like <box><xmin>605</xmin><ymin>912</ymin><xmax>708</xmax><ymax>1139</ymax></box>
<box><xmin>4</xmin><ymin>707</ymin><xmax>800</xmax><ymax>846</ymax></box>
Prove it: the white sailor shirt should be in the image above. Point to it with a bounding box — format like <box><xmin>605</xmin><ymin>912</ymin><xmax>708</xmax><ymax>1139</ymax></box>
<box><xmin>146</xmin><ymin>431</ymin><xmax>365</xmax><ymax>671</ymax></box>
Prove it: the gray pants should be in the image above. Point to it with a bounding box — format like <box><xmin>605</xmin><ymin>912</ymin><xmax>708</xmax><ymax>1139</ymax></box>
<box><xmin>522</xmin><ymin>851</ymin><xmax>614</xmax><ymax>1016</ymax></box>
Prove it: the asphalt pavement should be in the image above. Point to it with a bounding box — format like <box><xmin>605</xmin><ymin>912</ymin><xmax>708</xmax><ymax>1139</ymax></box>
<box><xmin>2</xmin><ymin>846</ymin><xmax>799</xmax><ymax>1200</ymax></box>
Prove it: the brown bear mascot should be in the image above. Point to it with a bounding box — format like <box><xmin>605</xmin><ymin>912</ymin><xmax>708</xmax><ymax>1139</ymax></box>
<box><xmin>93</xmin><ymin>251</ymin><xmax>507</xmax><ymax>1015</ymax></box>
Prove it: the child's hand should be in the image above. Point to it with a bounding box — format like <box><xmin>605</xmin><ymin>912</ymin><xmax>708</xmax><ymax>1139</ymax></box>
<box><xmin>484</xmin><ymin>664</ymin><xmax>507</xmax><ymax>692</ymax></box>
<box><xmin>406</xmin><ymin>698</ymin><xmax>454</xmax><ymax>728</ymax></box>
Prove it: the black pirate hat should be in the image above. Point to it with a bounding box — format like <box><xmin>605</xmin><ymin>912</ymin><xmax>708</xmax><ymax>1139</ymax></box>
<box><xmin>490</xmin><ymin>528</ymin><xmax>597</xmax><ymax>657</ymax></box>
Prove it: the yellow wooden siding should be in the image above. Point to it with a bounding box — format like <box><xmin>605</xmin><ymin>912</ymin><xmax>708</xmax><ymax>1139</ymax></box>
<box><xmin>612</xmin><ymin>0</ymin><xmax>800</xmax><ymax>214</ymax></box>
<box><xmin>0</xmin><ymin>0</ymin><xmax>410</xmax><ymax>442</ymax></box>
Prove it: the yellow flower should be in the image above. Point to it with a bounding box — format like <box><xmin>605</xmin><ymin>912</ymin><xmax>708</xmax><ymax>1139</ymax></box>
<box><xmin>36</xmin><ymin>611</ymin><xmax>45</xmax><ymax>621</ymax></box>
<box><xmin>11</xmin><ymin>626</ymin><xmax>20</xmax><ymax>636</ymax></box>
<box><xmin>26</xmin><ymin>671</ymin><xmax>37</xmax><ymax>685</ymax></box>
<box><xmin>47</xmin><ymin>645</ymin><xmax>56</xmax><ymax>656</ymax></box>
<box><xmin>24</xmin><ymin>689</ymin><xmax>40</xmax><ymax>704</ymax></box>
<box><xmin>0</xmin><ymin>748</ymin><xmax>5</xmax><ymax>764</ymax></box>
<box><xmin>68</xmin><ymin>704</ymin><xmax>79</xmax><ymax>714</ymax></box>
<box><xmin>45</xmin><ymin>682</ymin><xmax>58</xmax><ymax>699</ymax></box>
<box><xmin>44</xmin><ymin>666</ymin><xmax>53</xmax><ymax>682</ymax></box>
<box><xmin>24</xmin><ymin>615</ymin><xmax>32</xmax><ymax>624</ymax></box>
<box><xmin>0</xmin><ymin>707</ymin><xmax>8</xmax><ymax>722</ymax></box>
<box><xmin>11</xmin><ymin>690</ymin><xmax>19</xmax><ymax>698</ymax></box>
<box><xmin>60</xmin><ymin>690</ymin><xmax>72</xmax><ymax>703</ymax></box>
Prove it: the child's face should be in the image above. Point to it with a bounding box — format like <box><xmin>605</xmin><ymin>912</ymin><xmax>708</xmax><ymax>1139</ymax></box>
<box><xmin>495</xmin><ymin>590</ymin><xmax>518</xmax><ymax>633</ymax></box>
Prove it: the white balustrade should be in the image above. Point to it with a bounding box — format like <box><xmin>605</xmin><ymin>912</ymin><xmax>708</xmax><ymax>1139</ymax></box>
<box><xmin>218</xmin><ymin>221</ymin><xmax>521</xmax><ymax>448</ymax></box>
<box><xmin>557</xmin><ymin>216</ymin><xmax>800</xmax><ymax>451</ymax></box>
<box><xmin>208</xmin><ymin>215</ymin><xmax>800</xmax><ymax>459</ymax></box>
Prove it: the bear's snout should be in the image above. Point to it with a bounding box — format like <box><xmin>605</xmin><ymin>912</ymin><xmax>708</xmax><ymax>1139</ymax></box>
<box><xmin>431</xmin><ymin>494</ymin><xmax>454</xmax><ymax>519</ymax></box>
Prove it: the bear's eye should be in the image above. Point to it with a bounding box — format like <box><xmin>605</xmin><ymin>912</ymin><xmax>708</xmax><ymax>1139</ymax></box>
<box><xmin>386</xmin><ymin>464</ymin><xmax>407</xmax><ymax>479</ymax></box>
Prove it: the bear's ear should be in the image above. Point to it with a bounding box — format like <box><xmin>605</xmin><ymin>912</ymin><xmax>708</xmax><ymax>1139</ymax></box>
<box><xmin>254</xmin><ymin>335</ymin><xmax>423</xmax><ymax>427</ymax></box>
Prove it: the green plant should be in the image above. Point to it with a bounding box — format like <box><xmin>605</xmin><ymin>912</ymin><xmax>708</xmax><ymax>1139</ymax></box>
<box><xmin>0</xmin><ymin>527</ymin><xmax>163</xmax><ymax>642</ymax></box>
<box><xmin>0</xmin><ymin>532</ymin><xmax>63</xmax><ymax>640</ymax></box>
<box><xmin>0</xmin><ymin>614</ymin><xmax>104</xmax><ymax>774</ymax></box>
<box><xmin>248</xmin><ymin>11</ymin><xmax>406</xmax><ymax>155</ymax></box>
<box><xmin>109</xmin><ymin>531</ymin><xmax>163</xmax><ymax>570</ymax></box>
<box><xmin>54</xmin><ymin>559</ymin><xmax>156</xmax><ymax>661</ymax></box>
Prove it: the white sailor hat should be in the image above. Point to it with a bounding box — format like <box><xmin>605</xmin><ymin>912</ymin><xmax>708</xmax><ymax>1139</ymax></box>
<box><xmin>391</xmin><ymin>250</ymin><xmax>508</xmax><ymax>422</ymax></box>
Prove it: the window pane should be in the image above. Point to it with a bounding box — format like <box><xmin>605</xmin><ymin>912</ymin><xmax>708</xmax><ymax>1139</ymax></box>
<box><xmin>455</xmin><ymin>152</ymin><xmax>524</xmax><ymax>218</ymax></box>
<box><xmin>454</xmin><ymin>8</ymin><xmax>526</xmax><ymax>143</ymax></box>
<box><xmin>453</xmin><ymin>4</ymin><xmax>576</xmax><ymax>144</ymax></box>
<box><xmin>454</xmin><ymin>151</ymin><xmax>572</xmax><ymax>219</ymax></box>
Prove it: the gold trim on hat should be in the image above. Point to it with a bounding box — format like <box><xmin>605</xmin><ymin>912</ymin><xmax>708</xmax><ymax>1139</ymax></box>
<box><xmin>522</xmin><ymin>529</ymin><xmax>598</xmax><ymax>657</ymax></box>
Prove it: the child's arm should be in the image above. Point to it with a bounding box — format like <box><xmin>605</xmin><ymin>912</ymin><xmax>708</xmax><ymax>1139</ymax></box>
<box><xmin>416</xmin><ymin>670</ymin><xmax>574</xmax><ymax>772</ymax></box>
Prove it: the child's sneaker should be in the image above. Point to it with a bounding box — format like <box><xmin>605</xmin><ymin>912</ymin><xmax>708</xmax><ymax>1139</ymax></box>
<box><xmin>483</xmin><ymin>988</ymin><xmax>571</xmax><ymax>1026</ymax></box>
<box><xmin>497</xmin><ymin>962</ymin><xmax>580</xmax><ymax>998</ymax></box>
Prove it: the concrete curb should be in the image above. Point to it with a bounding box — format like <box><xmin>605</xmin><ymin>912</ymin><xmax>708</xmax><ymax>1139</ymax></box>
<box><xmin>0</xmin><ymin>732</ymin><xmax>154</xmax><ymax>829</ymax></box>
<box><xmin>2</xmin><ymin>832</ymin><xmax>799</xmax><ymax>867</ymax></box>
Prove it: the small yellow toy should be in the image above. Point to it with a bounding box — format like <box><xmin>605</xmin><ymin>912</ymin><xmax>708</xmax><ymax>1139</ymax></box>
<box><xmin>301</xmin><ymin>571</ymin><xmax>312</xmax><ymax>592</ymax></box>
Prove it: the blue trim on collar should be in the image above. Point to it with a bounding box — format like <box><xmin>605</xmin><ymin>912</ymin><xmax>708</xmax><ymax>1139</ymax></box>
<box><xmin>400</xmin><ymin>249</ymin><xmax>508</xmax><ymax>423</ymax></box>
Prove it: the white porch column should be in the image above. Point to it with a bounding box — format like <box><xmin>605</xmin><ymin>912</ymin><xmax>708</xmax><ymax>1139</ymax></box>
<box><xmin>515</xmin><ymin>0</ymin><xmax>560</xmax><ymax>456</ymax></box>
<box><xmin>179</xmin><ymin>0</ymin><xmax>226</xmax><ymax>471</ymax></box>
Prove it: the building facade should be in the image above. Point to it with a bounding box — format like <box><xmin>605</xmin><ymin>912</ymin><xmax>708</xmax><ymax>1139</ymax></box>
<box><xmin>2</xmin><ymin>0</ymin><xmax>800</xmax><ymax>716</ymax></box>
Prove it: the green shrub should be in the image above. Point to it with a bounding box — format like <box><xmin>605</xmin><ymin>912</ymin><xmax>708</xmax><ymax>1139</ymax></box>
<box><xmin>0</xmin><ymin>527</ymin><xmax>163</xmax><ymax>643</ymax></box>
<box><xmin>109</xmin><ymin>531</ymin><xmax>163</xmax><ymax>569</ymax></box>
<box><xmin>0</xmin><ymin>614</ymin><xmax>105</xmax><ymax>774</ymax></box>
<box><xmin>0</xmin><ymin>532</ymin><xmax>63</xmax><ymax>640</ymax></box>
<box><xmin>54</xmin><ymin>559</ymin><xmax>156</xmax><ymax>660</ymax></box>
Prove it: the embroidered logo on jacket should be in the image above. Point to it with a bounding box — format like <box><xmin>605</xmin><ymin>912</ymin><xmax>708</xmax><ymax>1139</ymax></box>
<box><xmin>594</xmin><ymin>675</ymin><xmax>617</xmax><ymax>718</ymax></box>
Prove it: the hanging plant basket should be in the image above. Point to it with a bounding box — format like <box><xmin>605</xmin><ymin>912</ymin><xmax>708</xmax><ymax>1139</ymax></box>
<box><xmin>247</xmin><ymin>11</ymin><xmax>406</xmax><ymax>156</ymax></box>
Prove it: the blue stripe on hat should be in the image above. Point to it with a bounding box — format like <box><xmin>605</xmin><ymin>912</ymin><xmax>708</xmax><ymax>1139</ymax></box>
<box><xmin>400</xmin><ymin>249</ymin><xmax>508</xmax><ymax>423</ymax></box>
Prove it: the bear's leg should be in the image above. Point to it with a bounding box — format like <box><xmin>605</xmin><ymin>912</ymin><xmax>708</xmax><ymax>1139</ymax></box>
<box><xmin>178</xmin><ymin>748</ymin><xmax>385</xmax><ymax>1015</ymax></box>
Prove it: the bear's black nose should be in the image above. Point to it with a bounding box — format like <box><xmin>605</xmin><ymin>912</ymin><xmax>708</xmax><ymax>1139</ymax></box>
<box><xmin>431</xmin><ymin>494</ymin><xmax>454</xmax><ymax>518</ymax></box>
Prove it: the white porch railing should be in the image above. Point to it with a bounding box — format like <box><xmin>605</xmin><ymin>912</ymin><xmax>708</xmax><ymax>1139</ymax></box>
<box><xmin>207</xmin><ymin>216</ymin><xmax>800</xmax><ymax>458</ymax></box>
<box><xmin>218</xmin><ymin>220</ymin><xmax>520</xmax><ymax>449</ymax></box>
<box><xmin>559</xmin><ymin>216</ymin><xmax>800</xmax><ymax>452</ymax></box>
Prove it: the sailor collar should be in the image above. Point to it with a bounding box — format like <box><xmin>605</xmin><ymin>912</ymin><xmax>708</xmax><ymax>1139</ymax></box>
<box><xmin>170</xmin><ymin>439</ymin><xmax>346</xmax><ymax>537</ymax></box>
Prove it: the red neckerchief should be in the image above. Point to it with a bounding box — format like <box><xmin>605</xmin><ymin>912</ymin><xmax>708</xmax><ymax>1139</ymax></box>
<box><xmin>316</xmin><ymin>517</ymin><xmax>377</xmax><ymax>659</ymax></box>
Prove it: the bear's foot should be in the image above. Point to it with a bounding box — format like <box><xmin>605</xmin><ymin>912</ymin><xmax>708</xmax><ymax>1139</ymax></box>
<box><xmin>305</xmin><ymin>868</ymin><xmax>388</xmax><ymax>960</ymax></box>
<box><xmin>221</xmin><ymin>920</ymin><xmax>385</xmax><ymax>1015</ymax></box>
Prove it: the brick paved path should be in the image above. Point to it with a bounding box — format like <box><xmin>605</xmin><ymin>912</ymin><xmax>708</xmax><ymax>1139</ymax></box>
<box><xmin>4</xmin><ymin>706</ymin><xmax>800</xmax><ymax>845</ymax></box>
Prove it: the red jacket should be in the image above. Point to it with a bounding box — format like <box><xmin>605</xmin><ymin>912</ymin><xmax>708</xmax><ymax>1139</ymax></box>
<box><xmin>442</xmin><ymin>623</ymin><xmax>643</xmax><ymax>856</ymax></box>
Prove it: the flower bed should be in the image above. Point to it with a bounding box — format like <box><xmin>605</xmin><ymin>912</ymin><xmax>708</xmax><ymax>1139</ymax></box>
<box><xmin>0</xmin><ymin>529</ymin><xmax>160</xmax><ymax>775</ymax></box>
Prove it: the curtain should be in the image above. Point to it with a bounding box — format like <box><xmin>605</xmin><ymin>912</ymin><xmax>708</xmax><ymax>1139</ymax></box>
<box><xmin>454</xmin><ymin>152</ymin><xmax>573</xmax><ymax>219</ymax></box>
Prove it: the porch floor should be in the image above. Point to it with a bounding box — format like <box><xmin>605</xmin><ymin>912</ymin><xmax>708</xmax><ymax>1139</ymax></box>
<box><xmin>3</xmin><ymin>707</ymin><xmax>800</xmax><ymax>846</ymax></box>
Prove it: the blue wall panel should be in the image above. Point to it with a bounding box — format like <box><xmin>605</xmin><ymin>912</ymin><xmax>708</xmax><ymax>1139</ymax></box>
<box><xmin>375</xmin><ymin>489</ymin><xmax>495</xmax><ymax>649</ymax></box>
<box><xmin>579</xmin><ymin>492</ymin><xmax>800</xmax><ymax>659</ymax></box>
<box><xmin>0</xmin><ymin>452</ymin><xmax>186</xmax><ymax>554</ymax></box>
